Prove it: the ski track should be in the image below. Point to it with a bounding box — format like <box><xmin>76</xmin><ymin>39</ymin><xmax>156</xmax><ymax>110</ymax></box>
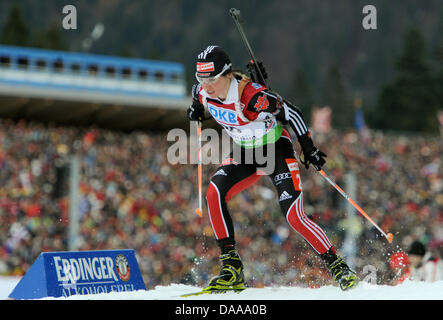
<box><xmin>2</xmin><ymin>277</ymin><xmax>443</xmax><ymax>300</ymax></box>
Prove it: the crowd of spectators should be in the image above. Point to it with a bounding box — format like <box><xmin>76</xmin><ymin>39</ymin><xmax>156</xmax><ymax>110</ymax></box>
<box><xmin>0</xmin><ymin>117</ymin><xmax>441</xmax><ymax>289</ymax></box>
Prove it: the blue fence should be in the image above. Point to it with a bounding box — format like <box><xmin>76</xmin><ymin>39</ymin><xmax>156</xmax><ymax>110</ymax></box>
<box><xmin>0</xmin><ymin>45</ymin><xmax>186</xmax><ymax>99</ymax></box>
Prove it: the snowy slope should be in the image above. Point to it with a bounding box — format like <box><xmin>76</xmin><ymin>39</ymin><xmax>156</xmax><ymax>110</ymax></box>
<box><xmin>0</xmin><ymin>276</ymin><xmax>22</xmax><ymax>300</ymax></box>
<box><xmin>2</xmin><ymin>277</ymin><xmax>443</xmax><ymax>300</ymax></box>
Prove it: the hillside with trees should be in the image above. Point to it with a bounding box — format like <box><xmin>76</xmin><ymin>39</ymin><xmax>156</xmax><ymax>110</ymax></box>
<box><xmin>0</xmin><ymin>0</ymin><xmax>441</xmax><ymax>133</ymax></box>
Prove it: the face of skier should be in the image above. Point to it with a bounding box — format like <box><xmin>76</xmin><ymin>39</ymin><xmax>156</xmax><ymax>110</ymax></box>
<box><xmin>201</xmin><ymin>73</ymin><xmax>232</xmax><ymax>100</ymax></box>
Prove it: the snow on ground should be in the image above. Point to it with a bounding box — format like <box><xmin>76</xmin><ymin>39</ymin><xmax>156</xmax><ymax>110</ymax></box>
<box><xmin>0</xmin><ymin>276</ymin><xmax>22</xmax><ymax>300</ymax></box>
<box><xmin>2</xmin><ymin>276</ymin><xmax>443</xmax><ymax>300</ymax></box>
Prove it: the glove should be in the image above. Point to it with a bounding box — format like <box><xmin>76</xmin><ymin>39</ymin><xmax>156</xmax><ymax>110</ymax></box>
<box><xmin>301</xmin><ymin>148</ymin><xmax>327</xmax><ymax>171</ymax></box>
<box><xmin>187</xmin><ymin>84</ymin><xmax>205</xmax><ymax>121</ymax></box>
<box><xmin>298</xmin><ymin>134</ymin><xmax>327</xmax><ymax>171</ymax></box>
<box><xmin>187</xmin><ymin>100</ymin><xmax>205</xmax><ymax>121</ymax></box>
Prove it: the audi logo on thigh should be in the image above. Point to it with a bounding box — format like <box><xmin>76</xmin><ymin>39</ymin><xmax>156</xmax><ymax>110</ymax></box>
<box><xmin>274</xmin><ymin>172</ymin><xmax>291</xmax><ymax>184</ymax></box>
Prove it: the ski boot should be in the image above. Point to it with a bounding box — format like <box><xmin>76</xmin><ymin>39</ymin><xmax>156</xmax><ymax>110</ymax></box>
<box><xmin>203</xmin><ymin>249</ymin><xmax>246</xmax><ymax>293</ymax></box>
<box><xmin>321</xmin><ymin>249</ymin><xmax>358</xmax><ymax>291</ymax></box>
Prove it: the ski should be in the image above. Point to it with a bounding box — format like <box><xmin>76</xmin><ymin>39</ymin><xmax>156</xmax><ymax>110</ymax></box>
<box><xmin>180</xmin><ymin>288</ymin><xmax>246</xmax><ymax>298</ymax></box>
<box><xmin>180</xmin><ymin>290</ymin><xmax>212</xmax><ymax>298</ymax></box>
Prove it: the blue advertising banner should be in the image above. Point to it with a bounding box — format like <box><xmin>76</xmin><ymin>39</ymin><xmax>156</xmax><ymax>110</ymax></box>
<box><xmin>9</xmin><ymin>249</ymin><xmax>146</xmax><ymax>299</ymax></box>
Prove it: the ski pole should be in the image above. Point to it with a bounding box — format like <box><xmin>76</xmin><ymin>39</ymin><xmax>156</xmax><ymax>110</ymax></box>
<box><xmin>195</xmin><ymin>121</ymin><xmax>203</xmax><ymax>217</ymax></box>
<box><xmin>230</xmin><ymin>8</ymin><xmax>268</xmax><ymax>88</ymax></box>
<box><xmin>317</xmin><ymin>169</ymin><xmax>394</xmax><ymax>243</ymax></box>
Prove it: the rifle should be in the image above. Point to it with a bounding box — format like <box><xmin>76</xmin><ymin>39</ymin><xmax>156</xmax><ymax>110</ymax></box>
<box><xmin>229</xmin><ymin>8</ymin><xmax>269</xmax><ymax>89</ymax></box>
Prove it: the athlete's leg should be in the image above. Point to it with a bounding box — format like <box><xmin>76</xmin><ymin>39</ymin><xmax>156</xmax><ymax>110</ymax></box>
<box><xmin>269</xmin><ymin>132</ymin><xmax>334</xmax><ymax>254</ymax></box>
<box><xmin>204</xmin><ymin>158</ymin><xmax>261</xmax><ymax>290</ymax></box>
<box><xmin>269</xmin><ymin>132</ymin><xmax>358</xmax><ymax>289</ymax></box>
<box><xmin>206</xmin><ymin>158</ymin><xmax>260</xmax><ymax>249</ymax></box>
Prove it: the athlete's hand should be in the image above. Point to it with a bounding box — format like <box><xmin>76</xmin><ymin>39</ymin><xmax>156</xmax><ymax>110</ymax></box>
<box><xmin>298</xmin><ymin>133</ymin><xmax>327</xmax><ymax>171</ymax></box>
<box><xmin>301</xmin><ymin>147</ymin><xmax>327</xmax><ymax>171</ymax></box>
<box><xmin>187</xmin><ymin>84</ymin><xmax>205</xmax><ymax>121</ymax></box>
<box><xmin>187</xmin><ymin>100</ymin><xmax>205</xmax><ymax>121</ymax></box>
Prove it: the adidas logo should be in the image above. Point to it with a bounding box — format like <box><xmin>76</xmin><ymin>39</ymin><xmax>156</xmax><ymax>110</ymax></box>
<box><xmin>213</xmin><ymin>169</ymin><xmax>228</xmax><ymax>177</ymax></box>
<box><xmin>279</xmin><ymin>191</ymin><xmax>292</xmax><ymax>202</ymax></box>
